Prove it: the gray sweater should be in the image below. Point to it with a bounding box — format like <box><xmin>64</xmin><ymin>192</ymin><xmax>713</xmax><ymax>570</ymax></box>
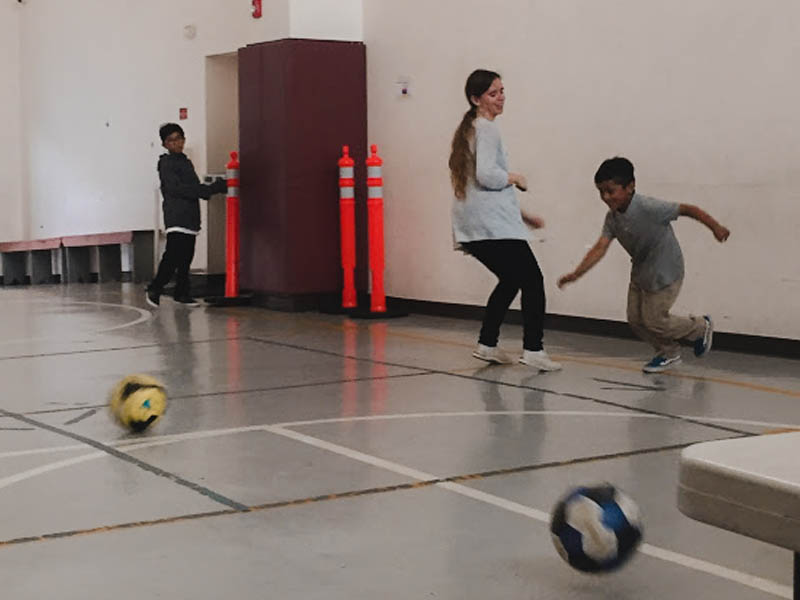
<box><xmin>451</xmin><ymin>117</ymin><xmax>529</xmax><ymax>247</ymax></box>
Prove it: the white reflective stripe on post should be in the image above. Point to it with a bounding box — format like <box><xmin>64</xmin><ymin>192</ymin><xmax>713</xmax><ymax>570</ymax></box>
<box><xmin>340</xmin><ymin>187</ymin><xmax>355</xmax><ymax>199</ymax></box>
<box><xmin>227</xmin><ymin>187</ymin><xmax>240</xmax><ymax>197</ymax></box>
<box><xmin>226</xmin><ymin>169</ymin><xmax>240</xmax><ymax>179</ymax></box>
<box><xmin>339</xmin><ymin>167</ymin><xmax>354</xmax><ymax>178</ymax></box>
<box><xmin>367</xmin><ymin>187</ymin><xmax>384</xmax><ymax>199</ymax></box>
<box><xmin>367</xmin><ymin>166</ymin><xmax>382</xmax><ymax>179</ymax></box>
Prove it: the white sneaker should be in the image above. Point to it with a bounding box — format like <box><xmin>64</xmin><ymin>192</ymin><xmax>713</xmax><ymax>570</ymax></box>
<box><xmin>519</xmin><ymin>349</ymin><xmax>562</xmax><ymax>371</ymax></box>
<box><xmin>472</xmin><ymin>343</ymin><xmax>513</xmax><ymax>364</ymax></box>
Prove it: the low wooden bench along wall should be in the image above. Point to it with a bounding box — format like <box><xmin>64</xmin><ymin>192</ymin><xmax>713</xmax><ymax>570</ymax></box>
<box><xmin>0</xmin><ymin>237</ymin><xmax>61</xmax><ymax>285</ymax></box>
<box><xmin>0</xmin><ymin>230</ymin><xmax>154</xmax><ymax>286</ymax></box>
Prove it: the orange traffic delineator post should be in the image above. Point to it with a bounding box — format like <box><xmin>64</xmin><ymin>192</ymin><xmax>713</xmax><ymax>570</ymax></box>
<box><xmin>346</xmin><ymin>144</ymin><xmax>406</xmax><ymax>320</ymax></box>
<box><xmin>339</xmin><ymin>145</ymin><xmax>357</xmax><ymax>309</ymax></box>
<box><xmin>366</xmin><ymin>144</ymin><xmax>386</xmax><ymax>313</ymax></box>
<box><xmin>206</xmin><ymin>151</ymin><xmax>253</xmax><ymax>307</ymax></box>
<box><xmin>226</xmin><ymin>151</ymin><xmax>241</xmax><ymax>298</ymax></box>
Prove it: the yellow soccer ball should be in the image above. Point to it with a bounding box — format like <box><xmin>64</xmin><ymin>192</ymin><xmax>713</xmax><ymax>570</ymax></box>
<box><xmin>110</xmin><ymin>374</ymin><xmax>167</xmax><ymax>432</ymax></box>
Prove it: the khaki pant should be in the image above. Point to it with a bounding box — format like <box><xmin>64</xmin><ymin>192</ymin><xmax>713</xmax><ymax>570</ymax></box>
<box><xmin>627</xmin><ymin>278</ymin><xmax>705</xmax><ymax>357</ymax></box>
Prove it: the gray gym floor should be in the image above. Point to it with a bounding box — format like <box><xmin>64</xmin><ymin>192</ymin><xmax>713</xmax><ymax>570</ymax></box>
<box><xmin>0</xmin><ymin>283</ymin><xmax>796</xmax><ymax>599</ymax></box>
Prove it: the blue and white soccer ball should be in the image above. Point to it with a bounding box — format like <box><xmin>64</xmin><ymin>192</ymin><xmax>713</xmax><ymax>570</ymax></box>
<box><xmin>550</xmin><ymin>484</ymin><xmax>643</xmax><ymax>573</ymax></box>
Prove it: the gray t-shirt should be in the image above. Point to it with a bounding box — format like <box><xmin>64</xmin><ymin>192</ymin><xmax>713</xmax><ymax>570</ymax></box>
<box><xmin>451</xmin><ymin>117</ymin><xmax>529</xmax><ymax>246</ymax></box>
<box><xmin>601</xmin><ymin>193</ymin><xmax>683</xmax><ymax>291</ymax></box>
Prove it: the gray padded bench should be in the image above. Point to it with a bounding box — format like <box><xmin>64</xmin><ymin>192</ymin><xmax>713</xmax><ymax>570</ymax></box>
<box><xmin>679</xmin><ymin>432</ymin><xmax>800</xmax><ymax>598</ymax></box>
<box><xmin>0</xmin><ymin>230</ymin><xmax>155</xmax><ymax>285</ymax></box>
<box><xmin>61</xmin><ymin>232</ymin><xmax>132</xmax><ymax>283</ymax></box>
<box><xmin>0</xmin><ymin>237</ymin><xmax>61</xmax><ymax>284</ymax></box>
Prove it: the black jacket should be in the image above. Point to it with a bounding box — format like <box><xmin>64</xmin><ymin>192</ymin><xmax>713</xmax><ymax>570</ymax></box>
<box><xmin>158</xmin><ymin>153</ymin><xmax>226</xmax><ymax>231</ymax></box>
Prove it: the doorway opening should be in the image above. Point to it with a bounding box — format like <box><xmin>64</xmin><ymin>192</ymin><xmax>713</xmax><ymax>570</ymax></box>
<box><xmin>204</xmin><ymin>52</ymin><xmax>240</xmax><ymax>275</ymax></box>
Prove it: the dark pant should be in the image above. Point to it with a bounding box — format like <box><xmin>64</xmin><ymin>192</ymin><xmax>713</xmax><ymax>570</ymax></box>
<box><xmin>149</xmin><ymin>232</ymin><xmax>196</xmax><ymax>298</ymax></box>
<box><xmin>462</xmin><ymin>239</ymin><xmax>545</xmax><ymax>351</ymax></box>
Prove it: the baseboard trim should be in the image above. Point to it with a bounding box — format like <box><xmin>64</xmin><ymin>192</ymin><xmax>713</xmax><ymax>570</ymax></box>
<box><xmin>387</xmin><ymin>297</ymin><xmax>800</xmax><ymax>359</ymax></box>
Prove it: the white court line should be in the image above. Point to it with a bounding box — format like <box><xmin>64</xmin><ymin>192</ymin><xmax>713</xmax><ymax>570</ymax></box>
<box><xmin>276</xmin><ymin>410</ymin><xmax>662</xmax><ymax>428</ymax></box>
<box><xmin>0</xmin><ymin>414</ymin><xmax>656</xmax><ymax>495</ymax></box>
<box><xmin>0</xmin><ymin>451</ymin><xmax>106</xmax><ymax>491</ymax></box>
<box><xmin>276</xmin><ymin>411</ymin><xmax>800</xmax><ymax>430</ymax></box>
<box><xmin>640</xmin><ymin>544</ymin><xmax>792</xmax><ymax>599</ymax></box>
<box><xmin>1</xmin><ymin>410</ymin><xmax>798</xmax><ymax>462</ymax></box>
<box><xmin>0</xmin><ymin>411</ymin><xmax>794</xmax><ymax>596</ymax></box>
<box><xmin>0</xmin><ymin>424</ymin><xmax>272</xmax><ymax>461</ymax></box>
<box><xmin>0</xmin><ymin>426</ymin><xmax>269</xmax><ymax>491</ymax></box>
<box><xmin>0</xmin><ymin>300</ymin><xmax>151</xmax><ymax>345</ymax></box>
<box><xmin>82</xmin><ymin>301</ymin><xmax>152</xmax><ymax>333</ymax></box>
<box><xmin>264</xmin><ymin>425</ymin><xmax>793</xmax><ymax>600</ymax></box>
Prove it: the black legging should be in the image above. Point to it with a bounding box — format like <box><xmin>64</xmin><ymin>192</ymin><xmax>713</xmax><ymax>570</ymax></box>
<box><xmin>462</xmin><ymin>239</ymin><xmax>545</xmax><ymax>351</ymax></box>
<box><xmin>150</xmin><ymin>232</ymin><xmax>196</xmax><ymax>298</ymax></box>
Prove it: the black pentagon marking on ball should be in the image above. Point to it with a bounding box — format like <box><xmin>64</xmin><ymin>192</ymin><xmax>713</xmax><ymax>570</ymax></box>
<box><xmin>129</xmin><ymin>414</ymin><xmax>159</xmax><ymax>433</ymax></box>
<box><xmin>549</xmin><ymin>495</ymin><xmax>568</xmax><ymax>534</ymax></box>
<box><xmin>121</xmin><ymin>381</ymin><xmax>165</xmax><ymax>401</ymax></box>
<box><xmin>574</xmin><ymin>483</ymin><xmax>616</xmax><ymax>505</ymax></box>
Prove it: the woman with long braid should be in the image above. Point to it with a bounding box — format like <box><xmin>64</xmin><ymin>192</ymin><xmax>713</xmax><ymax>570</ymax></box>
<box><xmin>449</xmin><ymin>69</ymin><xmax>561</xmax><ymax>371</ymax></box>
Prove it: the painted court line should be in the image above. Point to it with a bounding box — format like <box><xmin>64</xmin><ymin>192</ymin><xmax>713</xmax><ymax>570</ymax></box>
<box><xmin>243</xmin><ymin>334</ymin><xmax>772</xmax><ymax>437</ymax></box>
<box><xmin>0</xmin><ymin>414</ymin><xmax>793</xmax><ymax>598</ymax></box>
<box><xmin>0</xmin><ymin>410</ymin><xmax>797</xmax><ymax>463</ymax></box>
<box><xmin>238</xmin><ymin>310</ymin><xmax>800</xmax><ymax>400</ymax></box>
<box><xmin>0</xmin><ymin>300</ymin><xmax>151</xmax><ymax>346</ymax></box>
<box><xmin>267</xmin><ymin>426</ymin><xmax>792</xmax><ymax>599</ymax></box>
<box><xmin>63</xmin><ymin>408</ymin><xmax>98</xmax><ymax>426</ymax></box>
<box><xmin>0</xmin><ymin>409</ymin><xmax>787</xmax><ymax>527</ymax></box>
<box><xmin>0</xmin><ymin>451</ymin><xmax>106</xmax><ymax>491</ymax></box>
<box><xmin>0</xmin><ymin>408</ymin><xmax>247</xmax><ymax>511</ymax></box>
<box><xmin>0</xmin><ymin>337</ymin><xmax>236</xmax><ymax>362</ymax></box>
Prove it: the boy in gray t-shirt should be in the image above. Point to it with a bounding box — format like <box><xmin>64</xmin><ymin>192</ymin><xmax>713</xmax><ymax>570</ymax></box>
<box><xmin>558</xmin><ymin>157</ymin><xmax>730</xmax><ymax>373</ymax></box>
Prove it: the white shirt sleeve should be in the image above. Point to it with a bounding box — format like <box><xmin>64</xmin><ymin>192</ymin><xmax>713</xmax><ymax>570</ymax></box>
<box><xmin>474</xmin><ymin>119</ymin><xmax>510</xmax><ymax>191</ymax></box>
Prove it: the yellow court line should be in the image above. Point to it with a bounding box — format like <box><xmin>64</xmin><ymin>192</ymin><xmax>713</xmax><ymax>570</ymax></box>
<box><xmin>549</xmin><ymin>354</ymin><xmax>800</xmax><ymax>399</ymax></box>
<box><xmin>228</xmin><ymin>308</ymin><xmax>800</xmax><ymax>400</ymax></box>
<box><xmin>369</xmin><ymin>325</ymin><xmax>800</xmax><ymax>399</ymax></box>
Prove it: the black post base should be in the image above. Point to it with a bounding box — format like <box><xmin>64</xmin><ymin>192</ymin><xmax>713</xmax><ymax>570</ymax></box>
<box><xmin>204</xmin><ymin>292</ymin><xmax>254</xmax><ymax>307</ymax></box>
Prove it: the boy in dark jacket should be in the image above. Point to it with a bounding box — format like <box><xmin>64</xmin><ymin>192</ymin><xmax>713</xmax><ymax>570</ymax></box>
<box><xmin>146</xmin><ymin>123</ymin><xmax>226</xmax><ymax>307</ymax></box>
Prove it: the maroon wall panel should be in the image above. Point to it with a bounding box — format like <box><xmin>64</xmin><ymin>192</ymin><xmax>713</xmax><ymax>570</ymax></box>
<box><xmin>238</xmin><ymin>39</ymin><xmax>367</xmax><ymax>298</ymax></box>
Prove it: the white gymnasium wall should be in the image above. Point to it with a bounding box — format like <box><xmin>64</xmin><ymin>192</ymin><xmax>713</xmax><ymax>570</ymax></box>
<box><xmin>12</xmin><ymin>0</ymin><xmax>364</xmax><ymax>270</ymax></box>
<box><xmin>364</xmin><ymin>0</ymin><xmax>800</xmax><ymax>339</ymax></box>
<box><xmin>0</xmin><ymin>2</ymin><xmax>23</xmax><ymax>242</ymax></box>
<box><xmin>289</xmin><ymin>0</ymin><xmax>363</xmax><ymax>41</ymax></box>
<box><xmin>15</xmin><ymin>0</ymin><xmax>291</xmax><ymax>269</ymax></box>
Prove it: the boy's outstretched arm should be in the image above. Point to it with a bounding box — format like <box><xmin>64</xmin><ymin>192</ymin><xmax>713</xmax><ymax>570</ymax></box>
<box><xmin>679</xmin><ymin>204</ymin><xmax>730</xmax><ymax>242</ymax></box>
<box><xmin>557</xmin><ymin>236</ymin><xmax>612</xmax><ymax>289</ymax></box>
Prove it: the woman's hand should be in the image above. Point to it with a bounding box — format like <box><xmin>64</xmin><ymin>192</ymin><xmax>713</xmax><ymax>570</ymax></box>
<box><xmin>521</xmin><ymin>210</ymin><xmax>544</xmax><ymax>229</ymax></box>
<box><xmin>509</xmin><ymin>172</ymin><xmax>528</xmax><ymax>191</ymax></box>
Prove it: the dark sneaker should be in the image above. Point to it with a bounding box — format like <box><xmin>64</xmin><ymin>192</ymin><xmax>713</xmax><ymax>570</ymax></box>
<box><xmin>642</xmin><ymin>354</ymin><xmax>682</xmax><ymax>373</ymax></box>
<box><xmin>174</xmin><ymin>296</ymin><xmax>200</xmax><ymax>307</ymax></box>
<box><xmin>693</xmin><ymin>315</ymin><xmax>714</xmax><ymax>357</ymax></box>
<box><xmin>145</xmin><ymin>288</ymin><xmax>160</xmax><ymax>308</ymax></box>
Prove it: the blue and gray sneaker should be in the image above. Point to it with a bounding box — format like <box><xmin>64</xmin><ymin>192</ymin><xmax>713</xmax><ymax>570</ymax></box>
<box><xmin>693</xmin><ymin>315</ymin><xmax>714</xmax><ymax>357</ymax></box>
<box><xmin>643</xmin><ymin>354</ymin><xmax>682</xmax><ymax>373</ymax></box>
